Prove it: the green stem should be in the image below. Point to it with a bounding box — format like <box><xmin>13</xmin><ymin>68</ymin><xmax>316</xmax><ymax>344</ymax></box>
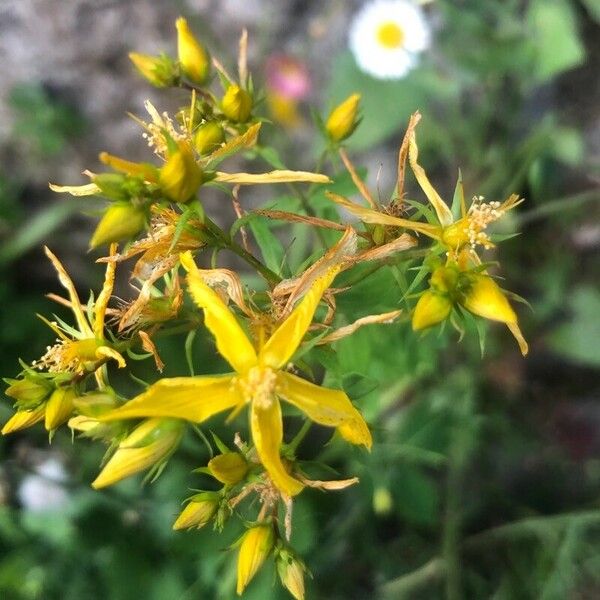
<box><xmin>287</xmin><ymin>420</ymin><xmax>312</xmax><ymax>455</ymax></box>
<box><xmin>203</xmin><ymin>216</ymin><xmax>281</xmax><ymax>285</ymax></box>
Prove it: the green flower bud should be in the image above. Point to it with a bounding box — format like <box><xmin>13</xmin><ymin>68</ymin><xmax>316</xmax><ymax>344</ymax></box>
<box><xmin>194</xmin><ymin>122</ymin><xmax>225</xmax><ymax>155</ymax></box>
<box><xmin>172</xmin><ymin>492</ymin><xmax>219</xmax><ymax>530</ymax></box>
<box><xmin>208</xmin><ymin>452</ymin><xmax>248</xmax><ymax>485</ymax></box>
<box><xmin>129</xmin><ymin>52</ymin><xmax>177</xmax><ymax>88</ymax></box>
<box><xmin>90</xmin><ymin>203</ymin><xmax>146</xmax><ymax>249</ymax></box>
<box><xmin>45</xmin><ymin>387</ymin><xmax>76</xmax><ymax>431</ymax></box>
<box><xmin>221</xmin><ymin>85</ymin><xmax>252</xmax><ymax>123</ymax></box>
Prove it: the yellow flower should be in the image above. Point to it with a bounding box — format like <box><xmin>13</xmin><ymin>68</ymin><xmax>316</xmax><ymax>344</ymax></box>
<box><xmin>412</xmin><ymin>261</ymin><xmax>528</xmax><ymax>356</ymax></box>
<box><xmin>98</xmin><ymin>251</ymin><xmax>371</xmax><ymax>497</ymax></box>
<box><xmin>208</xmin><ymin>452</ymin><xmax>248</xmax><ymax>485</ymax></box>
<box><xmin>237</xmin><ymin>524</ymin><xmax>274</xmax><ymax>595</ymax></box>
<box><xmin>221</xmin><ymin>85</ymin><xmax>253</xmax><ymax>123</ymax></box>
<box><xmin>176</xmin><ymin>17</ymin><xmax>210</xmax><ymax>85</ymax></box>
<box><xmin>92</xmin><ymin>417</ymin><xmax>184</xmax><ymax>489</ymax></box>
<box><xmin>90</xmin><ymin>202</ymin><xmax>146</xmax><ymax>249</ymax></box>
<box><xmin>32</xmin><ymin>246</ymin><xmax>126</xmax><ymax>381</ymax></box>
<box><xmin>159</xmin><ymin>141</ymin><xmax>203</xmax><ymax>203</ymax></box>
<box><xmin>325</xmin><ymin>93</ymin><xmax>361</xmax><ymax>142</ymax></box>
<box><xmin>172</xmin><ymin>492</ymin><xmax>219</xmax><ymax>530</ymax></box>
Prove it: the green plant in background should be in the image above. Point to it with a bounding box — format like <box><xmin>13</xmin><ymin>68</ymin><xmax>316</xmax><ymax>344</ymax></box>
<box><xmin>0</xmin><ymin>13</ymin><xmax>533</xmax><ymax>599</ymax></box>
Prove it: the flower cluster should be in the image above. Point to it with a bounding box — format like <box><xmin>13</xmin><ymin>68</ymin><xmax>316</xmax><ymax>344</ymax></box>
<box><xmin>3</xmin><ymin>17</ymin><xmax>527</xmax><ymax>598</ymax></box>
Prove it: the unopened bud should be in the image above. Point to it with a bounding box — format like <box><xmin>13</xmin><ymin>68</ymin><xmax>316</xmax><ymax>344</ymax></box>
<box><xmin>91</xmin><ymin>418</ymin><xmax>183</xmax><ymax>489</ymax></box>
<box><xmin>236</xmin><ymin>524</ymin><xmax>275</xmax><ymax>595</ymax></box>
<box><xmin>176</xmin><ymin>17</ymin><xmax>210</xmax><ymax>85</ymax></box>
<box><xmin>430</xmin><ymin>265</ymin><xmax>459</xmax><ymax>293</ymax></box>
<box><xmin>45</xmin><ymin>387</ymin><xmax>76</xmax><ymax>431</ymax></box>
<box><xmin>159</xmin><ymin>142</ymin><xmax>203</xmax><ymax>203</ymax></box>
<box><xmin>412</xmin><ymin>289</ymin><xmax>452</xmax><ymax>330</ymax></box>
<box><xmin>276</xmin><ymin>549</ymin><xmax>306</xmax><ymax>600</ymax></box>
<box><xmin>194</xmin><ymin>121</ymin><xmax>225</xmax><ymax>155</ymax></box>
<box><xmin>129</xmin><ymin>52</ymin><xmax>177</xmax><ymax>88</ymax></box>
<box><xmin>2</xmin><ymin>405</ymin><xmax>46</xmax><ymax>435</ymax></box>
<box><xmin>462</xmin><ymin>275</ymin><xmax>516</xmax><ymax>324</ymax></box>
<box><xmin>90</xmin><ymin>203</ymin><xmax>146</xmax><ymax>249</ymax></box>
<box><xmin>172</xmin><ymin>492</ymin><xmax>219</xmax><ymax>530</ymax></box>
<box><xmin>5</xmin><ymin>378</ymin><xmax>51</xmax><ymax>407</ymax></box>
<box><xmin>208</xmin><ymin>452</ymin><xmax>248</xmax><ymax>485</ymax></box>
<box><xmin>325</xmin><ymin>93</ymin><xmax>361</xmax><ymax>142</ymax></box>
<box><xmin>221</xmin><ymin>85</ymin><xmax>252</xmax><ymax>123</ymax></box>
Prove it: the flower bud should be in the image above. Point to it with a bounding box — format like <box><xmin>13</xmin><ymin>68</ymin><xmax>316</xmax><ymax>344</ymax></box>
<box><xmin>2</xmin><ymin>405</ymin><xmax>46</xmax><ymax>435</ymax></box>
<box><xmin>208</xmin><ymin>452</ymin><xmax>248</xmax><ymax>485</ymax></box>
<box><xmin>236</xmin><ymin>524</ymin><xmax>275</xmax><ymax>595</ymax></box>
<box><xmin>172</xmin><ymin>492</ymin><xmax>219</xmax><ymax>530</ymax></box>
<box><xmin>90</xmin><ymin>203</ymin><xmax>146</xmax><ymax>249</ymax></box>
<box><xmin>194</xmin><ymin>121</ymin><xmax>225</xmax><ymax>155</ymax></box>
<box><xmin>176</xmin><ymin>17</ymin><xmax>210</xmax><ymax>85</ymax></box>
<box><xmin>221</xmin><ymin>85</ymin><xmax>253</xmax><ymax>123</ymax></box>
<box><xmin>429</xmin><ymin>265</ymin><xmax>459</xmax><ymax>293</ymax></box>
<box><xmin>325</xmin><ymin>93</ymin><xmax>361</xmax><ymax>142</ymax></box>
<box><xmin>159</xmin><ymin>142</ymin><xmax>203</xmax><ymax>203</ymax></box>
<box><xmin>45</xmin><ymin>387</ymin><xmax>76</xmax><ymax>431</ymax></box>
<box><xmin>373</xmin><ymin>486</ymin><xmax>393</xmax><ymax>515</ymax></box>
<box><xmin>462</xmin><ymin>275</ymin><xmax>517</xmax><ymax>324</ymax></box>
<box><xmin>412</xmin><ymin>290</ymin><xmax>452</xmax><ymax>330</ymax></box>
<box><xmin>129</xmin><ymin>52</ymin><xmax>177</xmax><ymax>88</ymax></box>
<box><xmin>276</xmin><ymin>549</ymin><xmax>306</xmax><ymax>600</ymax></box>
<box><xmin>91</xmin><ymin>418</ymin><xmax>183</xmax><ymax>489</ymax></box>
<box><xmin>5</xmin><ymin>378</ymin><xmax>51</xmax><ymax>407</ymax></box>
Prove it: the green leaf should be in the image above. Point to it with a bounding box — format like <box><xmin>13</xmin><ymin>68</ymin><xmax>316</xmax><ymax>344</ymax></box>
<box><xmin>392</xmin><ymin>464</ymin><xmax>439</xmax><ymax>526</ymax></box>
<box><xmin>547</xmin><ymin>286</ymin><xmax>600</xmax><ymax>366</ymax></box>
<box><xmin>248</xmin><ymin>216</ymin><xmax>285</xmax><ymax>274</ymax></box>
<box><xmin>527</xmin><ymin>0</ymin><xmax>585</xmax><ymax>82</ymax></box>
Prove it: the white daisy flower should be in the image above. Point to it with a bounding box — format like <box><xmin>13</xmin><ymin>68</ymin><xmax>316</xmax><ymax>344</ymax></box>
<box><xmin>349</xmin><ymin>0</ymin><xmax>432</xmax><ymax>80</ymax></box>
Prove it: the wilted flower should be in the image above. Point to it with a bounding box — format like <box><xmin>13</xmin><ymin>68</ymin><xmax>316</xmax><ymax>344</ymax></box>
<box><xmin>349</xmin><ymin>0</ymin><xmax>431</xmax><ymax>79</ymax></box>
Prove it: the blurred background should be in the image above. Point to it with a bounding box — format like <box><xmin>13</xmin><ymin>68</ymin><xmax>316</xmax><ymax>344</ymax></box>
<box><xmin>0</xmin><ymin>0</ymin><xmax>599</xmax><ymax>598</ymax></box>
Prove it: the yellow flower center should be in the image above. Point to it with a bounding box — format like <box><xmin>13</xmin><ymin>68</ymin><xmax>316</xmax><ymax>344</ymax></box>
<box><xmin>376</xmin><ymin>21</ymin><xmax>405</xmax><ymax>49</ymax></box>
<box><xmin>238</xmin><ymin>366</ymin><xmax>277</xmax><ymax>409</ymax></box>
<box><xmin>35</xmin><ymin>338</ymin><xmax>99</xmax><ymax>373</ymax></box>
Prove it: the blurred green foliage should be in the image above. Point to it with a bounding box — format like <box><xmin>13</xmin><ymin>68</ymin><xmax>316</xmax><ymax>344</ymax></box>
<box><xmin>1</xmin><ymin>1</ymin><xmax>599</xmax><ymax>599</ymax></box>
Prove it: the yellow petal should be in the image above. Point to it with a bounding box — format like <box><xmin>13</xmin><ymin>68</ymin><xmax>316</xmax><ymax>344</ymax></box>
<box><xmin>49</xmin><ymin>182</ymin><xmax>101</xmax><ymax>196</ymax></box>
<box><xmin>260</xmin><ymin>267</ymin><xmax>339</xmax><ymax>369</ymax></box>
<box><xmin>408</xmin><ymin>128</ymin><xmax>454</xmax><ymax>227</ymax></box>
<box><xmin>2</xmin><ymin>405</ymin><xmax>46</xmax><ymax>435</ymax></box>
<box><xmin>277</xmin><ymin>372</ymin><xmax>372</xmax><ymax>449</ymax></box>
<box><xmin>214</xmin><ymin>170</ymin><xmax>330</xmax><ymax>185</ymax></box>
<box><xmin>182</xmin><ymin>252</ymin><xmax>257</xmax><ymax>373</ymax></box>
<box><xmin>97</xmin><ymin>376</ymin><xmax>241</xmax><ymax>422</ymax></box>
<box><xmin>206</xmin><ymin>122</ymin><xmax>261</xmax><ymax>166</ymax></box>
<box><xmin>325</xmin><ymin>192</ymin><xmax>441</xmax><ymax>239</ymax></box>
<box><xmin>44</xmin><ymin>247</ymin><xmax>93</xmax><ymax>337</ymax></box>
<box><xmin>95</xmin><ymin>345</ymin><xmax>126</xmax><ymax>368</ymax></box>
<box><xmin>250</xmin><ymin>399</ymin><xmax>304</xmax><ymax>496</ymax></box>
<box><xmin>99</xmin><ymin>152</ymin><xmax>159</xmax><ymax>183</ymax></box>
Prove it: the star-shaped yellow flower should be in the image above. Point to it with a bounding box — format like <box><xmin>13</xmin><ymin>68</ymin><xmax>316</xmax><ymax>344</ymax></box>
<box><xmin>98</xmin><ymin>252</ymin><xmax>371</xmax><ymax>496</ymax></box>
